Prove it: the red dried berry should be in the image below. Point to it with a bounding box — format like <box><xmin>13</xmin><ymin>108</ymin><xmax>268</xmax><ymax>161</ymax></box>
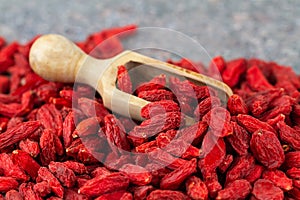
<box><xmin>37</xmin><ymin>167</ymin><xmax>64</xmax><ymax>198</ymax></box>
<box><xmin>185</xmin><ymin>176</ymin><xmax>208</xmax><ymax>200</ymax></box>
<box><xmin>227</xmin><ymin>94</ymin><xmax>248</xmax><ymax>115</ymax></box>
<box><xmin>120</xmin><ymin>164</ymin><xmax>152</xmax><ymax>186</ymax></box>
<box><xmin>252</xmin><ymin>179</ymin><xmax>284</xmax><ymax>200</ymax></box>
<box><xmin>250</xmin><ymin>129</ymin><xmax>284</xmax><ymax>169</ymax></box>
<box><xmin>262</xmin><ymin>169</ymin><xmax>293</xmax><ymax>191</ymax></box>
<box><xmin>216</xmin><ymin>179</ymin><xmax>252</xmax><ymax>200</ymax></box>
<box><xmin>48</xmin><ymin>161</ymin><xmax>76</xmax><ymax>188</ymax></box>
<box><xmin>0</xmin><ymin>177</ymin><xmax>19</xmax><ymax>193</ymax></box>
<box><xmin>141</xmin><ymin>100</ymin><xmax>179</xmax><ymax>119</ymax></box>
<box><xmin>11</xmin><ymin>150</ymin><xmax>40</xmax><ymax>179</ymax></box>
<box><xmin>147</xmin><ymin>190</ymin><xmax>190</xmax><ymax>200</ymax></box>
<box><xmin>78</xmin><ymin>172</ymin><xmax>129</xmax><ymax>197</ymax></box>
<box><xmin>160</xmin><ymin>158</ymin><xmax>197</xmax><ymax>190</ymax></box>
<box><xmin>117</xmin><ymin>65</ymin><xmax>132</xmax><ymax>94</ymax></box>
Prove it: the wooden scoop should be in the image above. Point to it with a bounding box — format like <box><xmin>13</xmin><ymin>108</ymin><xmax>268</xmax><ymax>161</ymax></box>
<box><xmin>29</xmin><ymin>34</ymin><xmax>233</xmax><ymax>121</ymax></box>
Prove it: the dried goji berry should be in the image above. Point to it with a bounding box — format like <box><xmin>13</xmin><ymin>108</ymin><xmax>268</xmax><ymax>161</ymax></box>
<box><xmin>252</xmin><ymin>179</ymin><xmax>284</xmax><ymax>200</ymax></box>
<box><xmin>138</xmin><ymin>89</ymin><xmax>175</xmax><ymax>102</ymax></box>
<box><xmin>141</xmin><ymin>100</ymin><xmax>180</xmax><ymax>119</ymax></box>
<box><xmin>0</xmin><ymin>153</ymin><xmax>29</xmax><ymax>181</ymax></box>
<box><xmin>155</xmin><ymin>130</ymin><xmax>176</xmax><ymax>148</ymax></box>
<box><xmin>199</xmin><ymin>132</ymin><xmax>226</xmax><ymax>172</ymax></box>
<box><xmin>39</xmin><ymin>129</ymin><xmax>56</xmax><ymax>166</ymax></box>
<box><xmin>91</xmin><ymin>167</ymin><xmax>111</xmax><ymax>178</ymax></box>
<box><xmin>148</xmin><ymin>148</ymin><xmax>188</xmax><ymax>170</ymax></box>
<box><xmin>259</xmin><ymin>95</ymin><xmax>295</xmax><ymax>121</ymax></box>
<box><xmin>160</xmin><ymin>158</ymin><xmax>197</xmax><ymax>190</ymax></box>
<box><xmin>237</xmin><ymin>114</ymin><xmax>276</xmax><ymax>133</ymax></box>
<box><xmin>227</xmin><ymin>121</ymin><xmax>250</xmax><ymax>156</ymax></box>
<box><xmin>227</xmin><ymin>94</ymin><xmax>248</xmax><ymax>115</ymax></box>
<box><xmin>164</xmin><ymin>139</ymin><xmax>200</xmax><ymax>159</ymax></box>
<box><xmin>250</xmin><ymin>129</ymin><xmax>284</xmax><ymax>169</ymax></box>
<box><xmin>78</xmin><ymin>97</ymin><xmax>109</xmax><ymax>119</ymax></box>
<box><xmin>0</xmin><ymin>117</ymin><xmax>8</xmax><ymax>133</ymax></box>
<box><xmin>48</xmin><ymin>161</ymin><xmax>76</xmax><ymax>188</ymax></box>
<box><xmin>106</xmin><ymin>154</ymin><xmax>133</xmax><ymax>170</ymax></box>
<box><xmin>218</xmin><ymin>154</ymin><xmax>233</xmax><ymax>174</ymax></box>
<box><xmin>293</xmin><ymin>179</ymin><xmax>300</xmax><ymax>189</ymax></box>
<box><xmin>130</xmin><ymin>111</ymin><xmax>181</xmax><ymax>139</ymax></box>
<box><xmin>72</xmin><ymin>117</ymin><xmax>101</xmax><ymax>138</ymax></box>
<box><xmin>120</xmin><ymin>164</ymin><xmax>152</xmax><ymax>186</ymax></box>
<box><xmin>271</xmin><ymin>63</ymin><xmax>300</xmax><ymax>88</ymax></box>
<box><xmin>0</xmin><ymin>177</ymin><xmax>19</xmax><ymax>192</ymax></box>
<box><xmin>145</xmin><ymin>163</ymin><xmax>171</xmax><ymax>187</ymax></box>
<box><xmin>76</xmin><ymin>177</ymin><xmax>90</xmax><ymax>188</ymax></box>
<box><xmin>284</xmin><ymin>151</ymin><xmax>300</xmax><ymax>169</ymax></box>
<box><xmin>262</xmin><ymin>169</ymin><xmax>293</xmax><ymax>191</ymax></box>
<box><xmin>6</xmin><ymin>117</ymin><xmax>24</xmax><ymax>130</ymax></box>
<box><xmin>130</xmin><ymin>185</ymin><xmax>153</xmax><ymax>200</ymax></box>
<box><xmin>33</xmin><ymin>181</ymin><xmax>51</xmax><ymax>197</ymax></box>
<box><xmin>64</xmin><ymin>188</ymin><xmax>89</xmax><ymax>200</ymax></box>
<box><xmin>246</xmin><ymin>88</ymin><xmax>283</xmax><ymax>116</ymax></box>
<box><xmin>19</xmin><ymin>139</ymin><xmax>40</xmax><ymax>157</ymax></box>
<box><xmin>95</xmin><ymin>190</ymin><xmax>133</xmax><ymax>200</ymax></box>
<box><xmin>5</xmin><ymin>189</ymin><xmax>23</xmax><ymax>200</ymax></box>
<box><xmin>62</xmin><ymin>160</ymin><xmax>87</xmax><ymax>175</ymax></box>
<box><xmin>0</xmin><ymin>121</ymin><xmax>40</xmax><ymax>150</ymax></box>
<box><xmin>266</xmin><ymin>114</ymin><xmax>285</xmax><ymax>128</ymax></box>
<box><xmin>247</xmin><ymin>65</ymin><xmax>274</xmax><ymax>91</ymax></box>
<box><xmin>177</xmin><ymin>121</ymin><xmax>208</xmax><ymax>146</ymax></box>
<box><xmin>78</xmin><ymin>172</ymin><xmax>129</xmax><ymax>197</ymax></box>
<box><xmin>194</xmin><ymin>96</ymin><xmax>221</xmax><ymax>119</ymax></box>
<box><xmin>168</xmin><ymin>58</ymin><xmax>206</xmax><ymax>73</ymax></box>
<box><xmin>225</xmin><ymin>154</ymin><xmax>255</xmax><ymax>185</ymax></box>
<box><xmin>202</xmin><ymin>107</ymin><xmax>232</xmax><ymax>137</ymax></box>
<box><xmin>135</xmin><ymin>74</ymin><xmax>166</xmax><ymax>94</ymax></box>
<box><xmin>37</xmin><ymin>104</ymin><xmax>63</xmax><ymax>137</ymax></box>
<box><xmin>222</xmin><ymin>58</ymin><xmax>247</xmax><ymax>88</ymax></box>
<box><xmin>37</xmin><ymin>167</ymin><xmax>64</xmax><ymax>198</ymax></box>
<box><xmin>117</xmin><ymin>65</ymin><xmax>132</xmax><ymax>94</ymax></box>
<box><xmin>12</xmin><ymin>150</ymin><xmax>40</xmax><ymax>179</ymax></box>
<box><xmin>244</xmin><ymin>164</ymin><xmax>264</xmax><ymax>184</ymax></box>
<box><xmin>33</xmin><ymin>82</ymin><xmax>58</xmax><ymax>104</ymax></box>
<box><xmin>77</xmin><ymin>145</ymin><xmax>103</xmax><ymax>165</ymax></box>
<box><xmin>216</xmin><ymin>179</ymin><xmax>252</xmax><ymax>200</ymax></box>
<box><xmin>135</xmin><ymin>140</ymin><xmax>157</xmax><ymax>153</ymax></box>
<box><xmin>286</xmin><ymin>167</ymin><xmax>300</xmax><ymax>180</ymax></box>
<box><xmin>277</xmin><ymin>121</ymin><xmax>300</xmax><ymax>151</ymax></box>
<box><xmin>14</xmin><ymin>74</ymin><xmax>46</xmax><ymax>98</ymax></box>
<box><xmin>203</xmin><ymin>171</ymin><xmax>222</xmax><ymax>198</ymax></box>
<box><xmin>208</xmin><ymin>55</ymin><xmax>226</xmax><ymax>75</ymax></box>
<box><xmin>104</xmin><ymin>114</ymin><xmax>131</xmax><ymax>152</ymax></box>
<box><xmin>0</xmin><ymin>42</ymin><xmax>18</xmax><ymax>73</ymax></box>
<box><xmin>185</xmin><ymin>176</ymin><xmax>208</xmax><ymax>200</ymax></box>
<box><xmin>177</xmin><ymin>80</ymin><xmax>211</xmax><ymax>100</ymax></box>
<box><xmin>19</xmin><ymin>182</ymin><xmax>42</xmax><ymax>200</ymax></box>
<box><xmin>147</xmin><ymin>189</ymin><xmax>190</xmax><ymax>200</ymax></box>
<box><xmin>62</xmin><ymin>110</ymin><xmax>76</xmax><ymax>147</ymax></box>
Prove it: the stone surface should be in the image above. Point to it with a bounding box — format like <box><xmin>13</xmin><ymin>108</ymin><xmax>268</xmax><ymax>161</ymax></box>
<box><xmin>0</xmin><ymin>0</ymin><xmax>299</xmax><ymax>71</ymax></box>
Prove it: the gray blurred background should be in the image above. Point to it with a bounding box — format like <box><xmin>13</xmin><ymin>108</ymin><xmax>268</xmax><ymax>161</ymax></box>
<box><xmin>0</xmin><ymin>0</ymin><xmax>299</xmax><ymax>70</ymax></box>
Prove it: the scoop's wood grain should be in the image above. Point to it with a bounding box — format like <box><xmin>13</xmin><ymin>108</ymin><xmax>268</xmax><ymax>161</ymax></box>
<box><xmin>29</xmin><ymin>34</ymin><xmax>233</xmax><ymax>122</ymax></box>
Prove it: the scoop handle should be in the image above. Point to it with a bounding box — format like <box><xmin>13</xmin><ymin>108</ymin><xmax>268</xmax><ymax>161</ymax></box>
<box><xmin>29</xmin><ymin>34</ymin><xmax>111</xmax><ymax>86</ymax></box>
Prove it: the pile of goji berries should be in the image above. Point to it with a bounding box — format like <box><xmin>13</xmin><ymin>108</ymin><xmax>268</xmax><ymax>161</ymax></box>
<box><xmin>0</xmin><ymin>25</ymin><xmax>300</xmax><ymax>200</ymax></box>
